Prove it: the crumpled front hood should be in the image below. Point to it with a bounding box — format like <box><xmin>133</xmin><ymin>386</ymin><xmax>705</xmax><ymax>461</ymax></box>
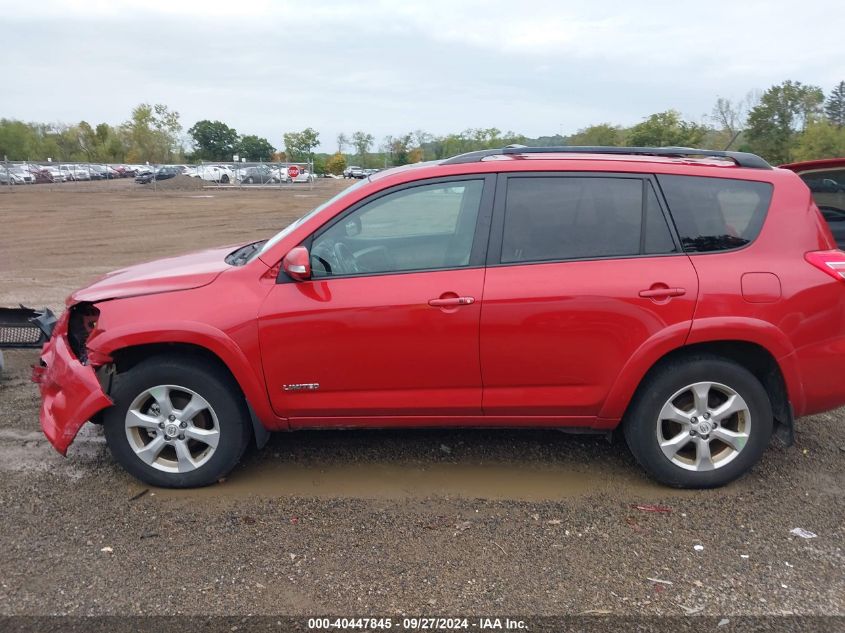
<box><xmin>70</xmin><ymin>245</ymin><xmax>236</xmax><ymax>304</ymax></box>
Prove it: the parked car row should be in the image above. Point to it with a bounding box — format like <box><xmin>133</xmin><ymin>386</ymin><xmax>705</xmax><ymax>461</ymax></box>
<box><xmin>2</xmin><ymin>162</ymin><xmax>318</xmax><ymax>186</ymax></box>
<box><xmin>343</xmin><ymin>166</ymin><xmax>381</xmax><ymax>179</ymax></box>
<box><xmin>0</xmin><ymin>162</ymin><xmax>156</xmax><ymax>184</ymax></box>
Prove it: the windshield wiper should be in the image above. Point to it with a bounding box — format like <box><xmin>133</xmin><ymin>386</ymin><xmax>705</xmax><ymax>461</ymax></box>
<box><xmin>225</xmin><ymin>241</ymin><xmax>267</xmax><ymax>266</ymax></box>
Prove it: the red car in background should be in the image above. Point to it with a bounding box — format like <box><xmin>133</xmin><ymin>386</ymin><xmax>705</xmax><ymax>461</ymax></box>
<box><xmin>32</xmin><ymin>146</ymin><xmax>845</xmax><ymax>489</ymax></box>
<box><xmin>26</xmin><ymin>166</ymin><xmax>54</xmax><ymax>184</ymax></box>
<box><xmin>782</xmin><ymin>158</ymin><xmax>845</xmax><ymax>248</ymax></box>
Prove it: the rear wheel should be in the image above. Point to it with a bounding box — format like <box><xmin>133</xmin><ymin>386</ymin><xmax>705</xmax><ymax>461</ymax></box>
<box><xmin>623</xmin><ymin>356</ymin><xmax>773</xmax><ymax>488</ymax></box>
<box><xmin>103</xmin><ymin>356</ymin><xmax>251</xmax><ymax>488</ymax></box>
<box><xmin>220</xmin><ymin>174</ymin><xmax>230</xmax><ymax>184</ymax></box>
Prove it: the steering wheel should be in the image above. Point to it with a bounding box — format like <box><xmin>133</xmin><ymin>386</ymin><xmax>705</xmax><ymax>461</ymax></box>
<box><xmin>311</xmin><ymin>240</ymin><xmax>337</xmax><ymax>275</ymax></box>
<box><xmin>333</xmin><ymin>242</ymin><xmax>359</xmax><ymax>274</ymax></box>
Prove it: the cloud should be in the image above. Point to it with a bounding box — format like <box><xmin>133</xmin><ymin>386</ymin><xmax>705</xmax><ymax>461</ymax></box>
<box><xmin>0</xmin><ymin>0</ymin><xmax>842</xmax><ymax>151</ymax></box>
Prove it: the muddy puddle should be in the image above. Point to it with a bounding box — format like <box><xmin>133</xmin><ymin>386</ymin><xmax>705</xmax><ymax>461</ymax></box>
<box><xmin>157</xmin><ymin>457</ymin><xmax>707</xmax><ymax>502</ymax></box>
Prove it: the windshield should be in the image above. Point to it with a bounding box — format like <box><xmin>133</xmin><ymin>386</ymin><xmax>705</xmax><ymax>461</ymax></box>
<box><xmin>254</xmin><ymin>179</ymin><xmax>369</xmax><ymax>261</ymax></box>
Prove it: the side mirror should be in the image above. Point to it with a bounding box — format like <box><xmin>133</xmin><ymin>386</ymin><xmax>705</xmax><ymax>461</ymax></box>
<box><xmin>282</xmin><ymin>246</ymin><xmax>311</xmax><ymax>281</ymax></box>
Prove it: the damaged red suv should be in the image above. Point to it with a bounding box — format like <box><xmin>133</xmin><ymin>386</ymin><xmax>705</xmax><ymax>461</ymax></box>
<box><xmin>33</xmin><ymin>146</ymin><xmax>845</xmax><ymax>488</ymax></box>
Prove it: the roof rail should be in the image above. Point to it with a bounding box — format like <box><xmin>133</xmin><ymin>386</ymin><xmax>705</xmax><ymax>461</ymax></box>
<box><xmin>441</xmin><ymin>145</ymin><xmax>772</xmax><ymax>169</ymax></box>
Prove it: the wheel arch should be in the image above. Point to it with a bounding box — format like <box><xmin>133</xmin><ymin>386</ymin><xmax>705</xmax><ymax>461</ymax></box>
<box><xmin>90</xmin><ymin>326</ymin><xmax>285</xmax><ymax>438</ymax></box>
<box><xmin>602</xmin><ymin>340</ymin><xmax>795</xmax><ymax>445</ymax></box>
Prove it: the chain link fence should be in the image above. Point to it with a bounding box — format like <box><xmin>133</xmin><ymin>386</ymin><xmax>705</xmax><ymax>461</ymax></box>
<box><xmin>0</xmin><ymin>159</ymin><xmax>322</xmax><ymax>192</ymax></box>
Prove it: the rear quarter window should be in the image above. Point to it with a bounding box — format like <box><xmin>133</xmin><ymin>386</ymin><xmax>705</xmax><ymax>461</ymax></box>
<box><xmin>657</xmin><ymin>175</ymin><xmax>773</xmax><ymax>253</ymax></box>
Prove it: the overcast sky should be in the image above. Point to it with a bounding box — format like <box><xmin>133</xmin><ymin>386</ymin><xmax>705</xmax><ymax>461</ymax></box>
<box><xmin>2</xmin><ymin>0</ymin><xmax>843</xmax><ymax>152</ymax></box>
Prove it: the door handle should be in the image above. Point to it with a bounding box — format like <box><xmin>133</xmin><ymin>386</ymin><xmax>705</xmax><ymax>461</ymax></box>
<box><xmin>639</xmin><ymin>287</ymin><xmax>686</xmax><ymax>299</ymax></box>
<box><xmin>428</xmin><ymin>296</ymin><xmax>475</xmax><ymax>307</ymax></box>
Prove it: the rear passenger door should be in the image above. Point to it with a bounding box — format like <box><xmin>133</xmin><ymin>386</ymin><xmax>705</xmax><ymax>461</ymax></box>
<box><xmin>480</xmin><ymin>173</ymin><xmax>699</xmax><ymax>422</ymax></box>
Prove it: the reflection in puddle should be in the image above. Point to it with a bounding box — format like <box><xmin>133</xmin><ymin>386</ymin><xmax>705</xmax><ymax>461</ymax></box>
<box><xmin>159</xmin><ymin>458</ymin><xmax>701</xmax><ymax>502</ymax></box>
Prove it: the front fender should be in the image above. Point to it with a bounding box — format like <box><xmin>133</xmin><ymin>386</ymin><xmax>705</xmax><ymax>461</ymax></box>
<box><xmin>87</xmin><ymin>320</ymin><xmax>286</xmax><ymax>431</ymax></box>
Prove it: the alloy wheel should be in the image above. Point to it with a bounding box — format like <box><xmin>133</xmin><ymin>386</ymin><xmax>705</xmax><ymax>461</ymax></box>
<box><xmin>655</xmin><ymin>381</ymin><xmax>751</xmax><ymax>471</ymax></box>
<box><xmin>125</xmin><ymin>384</ymin><xmax>220</xmax><ymax>473</ymax></box>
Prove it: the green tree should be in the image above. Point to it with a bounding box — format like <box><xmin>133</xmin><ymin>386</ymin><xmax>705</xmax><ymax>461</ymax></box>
<box><xmin>746</xmin><ymin>80</ymin><xmax>824</xmax><ymax>163</ymax></box>
<box><xmin>625</xmin><ymin>111</ymin><xmax>709</xmax><ymax>148</ymax></box>
<box><xmin>793</xmin><ymin>120</ymin><xmax>845</xmax><ymax>161</ymax></box>
<box><xmin>52</xmin><ymin>124</ymin><xmax>83</xmax><ymax>161</ymax></box>
<box><xmin>77</xmin><ymin>121</ymin><xmax>98</xmax><ymax>160</ymax></box>
<box><xmin>707</xmin><ymin>94</ymin><xmax>759</xmax><ymax>149</ymax></box>
<box><xmin>386</xmin><ymin>133</ymin><xmax>414</xmax><ymax>166</ymax></box>
<box><xmin>91</xmin><ymin>123</ymin><xmax>124</xmax><ymax>161</ymax></box>
<box><xmin>428</xmin><ymin>128</ymin><xmax>526</xmax><ymax>159</ymax></box>
<box><xmin>0</xmin><ymin>119</ymin><xmax>37</xmax><ymax>159</ymax></box>
<box><xmin>313</xmin><ymin>154</ymin><xmax>327</xmax><ymax>174</ymax></box>
<box><xmin>351</xmin><ymin>131</ymin><xmax>375</xmax><ymax>166</ymax></box>
<box><xmin>30</xmin><ymin>123</ymin><xmax>63</xmax><ymax>161</ymax></box>
<box><xmin>825</xmin><ymin>81</ymin><xmax>845</xmax><ymax>128</ymax></box>
<box><xmin>123</xmin><ymin>103</ymin><xmax>182</xmax><ymax>163</ymax></box>
<box><xmin>325</xmin><ymin>151</ymin><xmax>347</xmax><ymax>175</ymax></box>
<box><xmin>283</xmin><ymin>127</ymin><xmax>320</xmax><ymax>162</ymax></box>
<box><xmin>567</xmin><ymin>123</ymin><xmax>624</xmax><ymax>146</ymax></box>
<box><xmin>412</xmin><ymin>129</ymin><xmax>432</xmax><ymax>160</ymax></box>
<box><xmin>236</xmin><ymin>135</ymin><xmax>275</xmax><ymax>161</ymax></box>
<box><xmin>188</xmin><ymin>120</ymin><xmax>239</xmax><ymax>161</ymax></box>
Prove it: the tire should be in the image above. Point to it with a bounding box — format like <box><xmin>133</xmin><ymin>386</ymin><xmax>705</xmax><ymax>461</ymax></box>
<box><xmin>246</xmin><ymin>176</ymin><xmax>254</xmax><ymax>184</ymax></box>
<box><xmin>103</xmin><ymin>356</ymin><xmax>251</xmax><ymax>488</ymax></box>
<box><xmin>221</xmin><ymin>174</ymin><xmax>230</xmax><ymax>184</ymax></box>
<box><xmin>623</xmin><ymin>355</ymin><xmax>773</xmax><ymax>488</ymax></box>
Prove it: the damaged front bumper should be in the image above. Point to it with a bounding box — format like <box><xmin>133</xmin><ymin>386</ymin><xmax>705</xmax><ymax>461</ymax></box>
<box><xmin>0</xmin><ymin>306</ymin><xmax>55</xmax><ymax>348</ymax></box>
<box><xmin>31</xmin><ymin>311</ymin><xmax>112</xmax><ymax>455</ymax></box>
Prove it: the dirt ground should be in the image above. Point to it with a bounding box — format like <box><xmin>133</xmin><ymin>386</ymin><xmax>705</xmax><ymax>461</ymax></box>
<box><xmin>0</xmin><ymin>181</ymin><xmax>843</xmax><ymax>621</ymax></box>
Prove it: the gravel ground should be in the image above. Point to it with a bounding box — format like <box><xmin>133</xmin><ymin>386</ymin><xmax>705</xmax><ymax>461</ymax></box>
<box><xmin>0</xmin><ymin>183</ymin><xmax>843</xmax><ymax>621</ymax></box>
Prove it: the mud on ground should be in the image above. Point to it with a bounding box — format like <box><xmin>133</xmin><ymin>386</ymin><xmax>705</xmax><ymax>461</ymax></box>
<box><xmin>0</xmin><ymin>182</ymin><xmax>843</xmax><ymax>617</ymax></box>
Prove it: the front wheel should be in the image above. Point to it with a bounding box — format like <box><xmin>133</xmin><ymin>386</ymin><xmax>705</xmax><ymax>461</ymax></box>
<box><xmin>623</xmin><ymin>356</ymin><xmax>773</xmax><ymax>488</ymax></box>
<box><xmin>103</xmin><ymin>356</ymin><xmax>251</xmax><ymax>488</ymax></box>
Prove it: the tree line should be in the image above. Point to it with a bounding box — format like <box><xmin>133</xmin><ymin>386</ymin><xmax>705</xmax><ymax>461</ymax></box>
<box><xmin>1</xmin><ymin>79</ymin><xmax>844</xmax><ymax>170</ymax></box>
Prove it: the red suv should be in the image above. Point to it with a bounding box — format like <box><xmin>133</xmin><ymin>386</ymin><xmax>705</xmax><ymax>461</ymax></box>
<box><xmin>33</xmin><ymin>146</ymin><xmax>845</xmax><ymax>488</ymax></box>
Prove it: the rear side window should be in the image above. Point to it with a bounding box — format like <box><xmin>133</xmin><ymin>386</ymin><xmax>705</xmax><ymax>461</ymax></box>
<box><xmin>657</xmin><ymin>175</ymin><xmax>773</xmax><ymax>253</ymax></box>
<box><xmin>501</xmin><ymin>176</ymin><xmax>675</xmax><ymax>263</ymax></box>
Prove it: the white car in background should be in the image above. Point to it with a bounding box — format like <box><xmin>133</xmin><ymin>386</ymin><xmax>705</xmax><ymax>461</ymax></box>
<box><xmin>3</xmin><ymin>166</ymin><xmax>34</xmax><ymax>184</ymax></box>
<box><xmin>60</xmin><ymin>165</ymin><xmax>91</xmax><ymax>181</ymax></box>
<box><xmin>43</xmin><ymin>166</ymin><xmax>67</xmax><ymax>182</ymax></box>
<box><xmin>194</xmin><ymin>164</ymin><xmax>235</xmax><ymax>183</ymax></box>
<box><xmin>291</xmin><ymin>168</ymin><xmax>316</xmax><ymax>183</ymax></box>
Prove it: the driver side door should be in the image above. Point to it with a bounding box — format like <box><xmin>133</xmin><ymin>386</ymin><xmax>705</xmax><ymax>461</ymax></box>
<box><xmin>257</xmin><ymin>175</ymin><xmax>495</xmax><ymax>426</ymax></box>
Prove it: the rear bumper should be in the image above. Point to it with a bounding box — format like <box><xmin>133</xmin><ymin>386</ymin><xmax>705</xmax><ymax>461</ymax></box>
<box><xmin>789</xmin><ymin>334</ymin><xmax>845</xmax><ymax>417</ymax></box>
<box><xmin>31</xmin><ymin>314</ymin><xmax>112</xmax><ymax>455</ymax></box>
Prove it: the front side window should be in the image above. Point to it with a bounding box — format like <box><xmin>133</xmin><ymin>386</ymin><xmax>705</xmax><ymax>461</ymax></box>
<box><xmin>311</xmin><ymin>180</ymin><xmax>484</xmax><ymax>277</ymax></box>
<box><xmin>501</xmin><ymin>176</ymin><xmax>664</xmax><ymax>263</ymax></box>
<box><xmin>657</xmin><ymin>175</ymin><xmax>773</xmax><ymax>253</ymax></box>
